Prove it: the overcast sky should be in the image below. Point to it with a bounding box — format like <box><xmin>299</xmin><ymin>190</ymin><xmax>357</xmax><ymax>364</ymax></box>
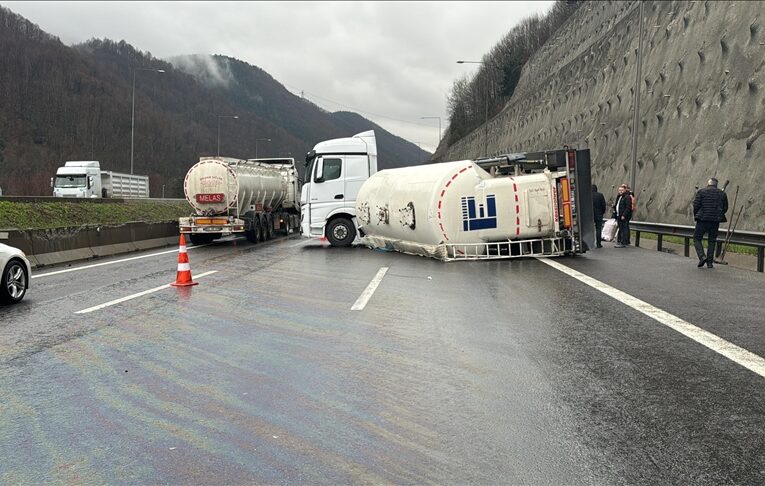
<box><xmin>6</xmin><ymin>1</ymin><xmax>554</xmax><ymax>153</ymax></box>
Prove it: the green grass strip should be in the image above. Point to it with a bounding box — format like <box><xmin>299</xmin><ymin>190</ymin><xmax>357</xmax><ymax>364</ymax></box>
<box><xmin>0</xmin><ymin>200</ymin><xmax>193</xmax><ymax>230</ymax></box>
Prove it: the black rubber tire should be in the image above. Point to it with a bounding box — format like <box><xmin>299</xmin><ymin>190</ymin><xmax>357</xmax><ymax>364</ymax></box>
<box><xmin>0</xmin><ymin>259</ymin><xmax>28</xmax><ymax>305</ymax></box>
<box><xmin>245</xmin><ymin>228</ymin><xmax>258</xmax><ymax>243</ymax></box>
<box><xmin>326</xmin><ymin>217</ymin><xmax>356</xmax><ymax>247</ymax></box>
<box><xmin>266</xmin><ymin>216</ymin><xmax>274</xmax><ymax>240</ymax></box>
<box><xmin>282</xmin><ymin>217</ymin><xmax>291</xmax><ymax>236</ymax></box>
<box><xmin>261</xmin><ymin>219</ymin><xmax>269</xmax><ymax>241</ymax></box>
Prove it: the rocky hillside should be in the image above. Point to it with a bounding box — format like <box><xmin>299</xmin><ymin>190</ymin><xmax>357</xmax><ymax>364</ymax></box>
<box><xmin>0</xmin><ymin>6</ymin><xmax>429</xmax><ymax>198</ymax></box>
<box><xmin>440</xmin><ymin>0</ymin><xmax>764</xmax><ymax>231</ymax></box>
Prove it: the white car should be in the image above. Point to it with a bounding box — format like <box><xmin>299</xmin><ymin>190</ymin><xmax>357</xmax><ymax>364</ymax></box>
<box><xmin>0</xmin><ymin>243</ymin><xmax>31</xmax><ymax>304</ymax></box>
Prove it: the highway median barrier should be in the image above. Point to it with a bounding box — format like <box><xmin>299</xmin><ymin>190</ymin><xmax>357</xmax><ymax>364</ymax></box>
<box><xmin>0</xmin><ymin>221</ymin><xmax>180</xmax><ymax>268</ymax></box>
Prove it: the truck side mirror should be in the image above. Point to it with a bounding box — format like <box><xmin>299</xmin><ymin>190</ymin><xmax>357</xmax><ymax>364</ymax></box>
<box><xmin>87</xmin><ymin>176</ymin><xmax>93</xmax><ymax>189</ymax></box>
<box><xmin>314</xmin><ymin>159</ymin><xmax>324</xmax><ymax>183</ymax></box>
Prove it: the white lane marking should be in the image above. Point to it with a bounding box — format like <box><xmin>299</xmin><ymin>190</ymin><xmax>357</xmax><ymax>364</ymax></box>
<box><xmin>74</xmin><ymin>271</ymin><xmax>218</xmax><ymax>314</ymax></box>
<box><xmin>351</xmin><ymin>267</ymin><xmax>389</xmax><ymax>311</ymax></box>
<box><xmin>32</xmin><ymin>243</ymin><xmax>214</xmax><ymax>279</ymax></box>
<box><xmin>537</xmin><ymin>258</ymin><xmax>765</xmax><ymax>379</ymax></box>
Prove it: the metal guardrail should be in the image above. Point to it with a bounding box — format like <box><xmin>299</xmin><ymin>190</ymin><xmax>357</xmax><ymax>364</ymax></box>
<box><xmin>630</xmin><ymin>221</ymin><xmax>765</xmax><ymax>272</ymax></box>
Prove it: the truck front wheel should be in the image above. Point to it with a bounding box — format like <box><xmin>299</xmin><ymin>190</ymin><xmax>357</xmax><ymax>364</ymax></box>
<box><xmin>326</xmin><ymin>218</ymin><xmax>356</xmax><ymax>247</ymax></box>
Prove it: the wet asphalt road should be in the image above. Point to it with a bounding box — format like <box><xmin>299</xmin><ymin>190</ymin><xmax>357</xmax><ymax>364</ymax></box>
<box><xmin>1</xmin><ymin>236</ymin><xmax>764</xmax><ymax>484</ymax></box>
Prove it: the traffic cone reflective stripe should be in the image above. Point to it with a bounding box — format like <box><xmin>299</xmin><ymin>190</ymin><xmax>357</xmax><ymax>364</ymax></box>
<box><xmin>171</xmin><ymin>234</ymin><xmax>198</xmax><ymax>287</ymax></box>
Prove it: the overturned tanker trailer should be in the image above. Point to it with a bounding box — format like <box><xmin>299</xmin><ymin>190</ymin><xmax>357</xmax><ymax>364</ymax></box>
<box><xmin>355</xmin><ymin>148</ymin><xmax>595</xmax><ymax>261</ymax></box>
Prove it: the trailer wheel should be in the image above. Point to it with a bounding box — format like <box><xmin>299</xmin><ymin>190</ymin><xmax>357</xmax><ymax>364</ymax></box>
<box><xmin>280</xmin><ymin>218</ymin><xmax>290</xmax><ymax>236</ymax></box>
<box><xmin>266</xmin><ymin>216</ymin><xmax>274</xmax><ymax>240</ymax></box>
<box><xmin>260</xmin><ymin>219</ymin><xmax>269</xmax><ymax>241</ymax></box>
<box><xmin>245</xmin><ymin>228</ymin><xmax>258</xmax><ymax>243</ymax></box>
<box><xmin>326</xmin><ymin>217</ymin><xmax>356</xmax><ymax>247</ymax></box>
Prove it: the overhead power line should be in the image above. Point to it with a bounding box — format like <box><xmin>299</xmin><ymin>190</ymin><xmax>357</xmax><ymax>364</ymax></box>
<box><xmin>282</xmin><ymin>83</ymin><xmax>437</xmax><ymax>128</ymax></box>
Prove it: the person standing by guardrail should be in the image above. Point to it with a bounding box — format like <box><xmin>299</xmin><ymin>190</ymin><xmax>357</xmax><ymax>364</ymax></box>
<box><xmin>613</xmin><ymin>184</ymin><xmax>633</xmax><ymax>248</ymax></box>
<box><xmin>693</xmin><ymin>177</ymin><xmax>729</xmax><ymax>268</ymax></box>
<box><xmin>592</xmin><ymin>184</ymin><xmax>606</xmax><ymax>248</ymax></box>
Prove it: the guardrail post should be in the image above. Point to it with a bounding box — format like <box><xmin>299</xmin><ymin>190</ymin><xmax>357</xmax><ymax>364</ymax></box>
<box><xmin>684</xmin><ymin>237</ymin><xmax>690</xmax><ymax>257</ymax></box>
<box><xmin>758</xmin><ymin>247</ymin><xmax>764</xmax><ymax>273</ymax></box>
<box><xmin>657</xmin><ymin>234</ymin><xmax>663</xmax><ymax>252</ymax></box>
<box><xmin>635</xmin><ymin>231</ymin><xmax>640</xmax><ymax>247</ymax></box>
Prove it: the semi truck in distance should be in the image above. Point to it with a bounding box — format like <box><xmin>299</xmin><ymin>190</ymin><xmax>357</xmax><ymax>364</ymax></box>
<box><xmin>52</xmin><ymin>161</ymin><xmax>150</xmax><ymax>198</ymax></box>
<box><xmin>179</xmin><ymin>157</ymin><xmax>300</xmax><ymax>245</ymax></box>
<box><xmin>356</xmin><ymin>148</ymin><xmax>595</xmax><ymax>260</ymax></box>
<box><xmin>300</xmin><ymin>130</ymin><xmax>378</xmax><ymax>246</ymax></box>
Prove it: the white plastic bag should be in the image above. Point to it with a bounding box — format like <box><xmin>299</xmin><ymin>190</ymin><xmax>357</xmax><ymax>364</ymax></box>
<box><xmin>602</xmin><ymin>218</ymin><xmax>618</xmax><ymax>242</ymax></box>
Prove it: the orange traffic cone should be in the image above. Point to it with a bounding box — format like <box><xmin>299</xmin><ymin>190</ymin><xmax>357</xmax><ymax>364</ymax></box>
<box><xmin>171</xmin><ymin>234</ymin><xmax>198</xmax><ymax>287</ymax></box>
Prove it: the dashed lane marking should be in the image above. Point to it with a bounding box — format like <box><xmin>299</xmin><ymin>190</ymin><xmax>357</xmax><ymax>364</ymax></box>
<box><xmin>74</xmin><ymin>271</ymin><xmax>218</xmax><ymax>314</ymax></box>
<box><xmin>351</xmin><ymin>267</ymin><xmax>389</xmax><ymax>311</ymax></box>
<box><xmin>538</xmin><ymin>257</ymin><xmax>765</xmax><ymax>379</ymax></box>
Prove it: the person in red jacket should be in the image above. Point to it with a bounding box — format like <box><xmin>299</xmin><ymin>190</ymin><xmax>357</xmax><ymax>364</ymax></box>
<box><xmin>692</xmin><ymin>177</ymin><xmax>728</xmax><ymax>268</ymax></box>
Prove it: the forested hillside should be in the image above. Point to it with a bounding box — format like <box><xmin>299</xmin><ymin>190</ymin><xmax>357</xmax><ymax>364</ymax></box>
<box><xmin>0</xmin><ymin>6</ymin><xmax>429</xmax><ymax>197</ymax></box>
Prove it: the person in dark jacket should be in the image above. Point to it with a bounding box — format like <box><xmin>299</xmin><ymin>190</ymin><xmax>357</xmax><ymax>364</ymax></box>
<box><xmin>693</xmin><ymin>177</ymin><xmax>728</xmax><ymax>268</ymax></box>
<box><xmin>612</xmin><ymin>184</ymin><xmax>633</xmax><ymax>247</ymax></box>
<box><xmin>592</xmin><ymin>184</ymin><xmax>606</xmax><ymax>248</ymax></box>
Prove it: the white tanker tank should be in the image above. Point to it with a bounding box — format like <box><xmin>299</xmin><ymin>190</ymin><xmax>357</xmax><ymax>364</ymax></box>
<box><xmin>179</xmin><ymin>157</ymin><xmax>301</xmax><ymax>245</ymax></box>
<box><xmin>355</xmin><ymin>149</ymin><xmax>594</xmax><ymax>260</ymax></box>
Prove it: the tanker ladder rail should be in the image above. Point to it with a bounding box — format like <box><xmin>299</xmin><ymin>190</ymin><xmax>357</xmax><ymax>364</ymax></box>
<box><xmin>444</xmin><ymin>235</ymin><xmax>573</xmax><ymax>261</ymax></box>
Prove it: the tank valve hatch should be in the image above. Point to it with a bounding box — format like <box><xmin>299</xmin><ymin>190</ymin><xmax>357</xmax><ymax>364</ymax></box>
<box><xmin>399</xmin><ymin>202</ymin><xmax>416</xmax><ymax>230</ymax></box>
<box><xmin>376</xmin><ymin>205</ymin><xmax>390</xmax><ymax>225</ymax></box>
<box><xmin>357</xmin><ymin>202</ymin><xmax>371</xmax><ymax>225</ymax></box>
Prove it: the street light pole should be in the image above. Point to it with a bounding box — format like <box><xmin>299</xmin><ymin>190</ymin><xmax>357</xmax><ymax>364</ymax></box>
<box><xmin>130</xmin><ymin>68</ymin><xmax>164</xmax><ymax>175</ymax></box>
<box><xmin>630</xmin><ymin>0</ymin><xmax>645</xmax><ymax>191</ymax></box>
<box><xmin>457</xmin><ymin>60</ymin><xmax>501</xmax><ymax>157</ymax></box>
<box><xmin>255</xmin><ymin>138</ymin><xmax>271</xmax><ymax>159</ymax></box>
<box><xmin>420</xmin><ymin>116</ymin><xmax>442</xmax><ymax>146</ymax></box>
<box><xmin>216</xmin><ymin>115</ymin><xmax>239</xmax><ymax>156</ymax></box>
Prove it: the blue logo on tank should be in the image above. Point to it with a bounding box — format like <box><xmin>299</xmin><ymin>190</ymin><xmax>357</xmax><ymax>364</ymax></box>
<box><xmin>461</xmin><ymin>194</ymin><xmax>497</xmax><ymax>231</ymax></box>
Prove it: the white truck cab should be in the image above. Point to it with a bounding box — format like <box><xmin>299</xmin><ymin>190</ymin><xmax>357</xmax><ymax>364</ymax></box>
<box><xmin>300</xmin><ymin>131</ymin><xmax>378</xmax><ymax>246</ymax></box>
<box><xmin>52</xmin><ymin>161</ymin><xmax>150</xmax><ymax>198</ymax></box>
<box><xmin>52</xmin><ymin>161</ymin><xmax>102</xmax><ymax>198</ymax></box>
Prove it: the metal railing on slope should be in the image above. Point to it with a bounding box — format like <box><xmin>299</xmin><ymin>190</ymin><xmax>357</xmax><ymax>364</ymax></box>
<box><xmin>630</xmin><ymin>221</ymin><xmax>765</xmax><ymax>273</ymax></box>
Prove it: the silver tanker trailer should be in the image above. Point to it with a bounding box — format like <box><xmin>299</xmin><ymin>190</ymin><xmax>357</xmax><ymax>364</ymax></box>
<box><xmin>179</xmin><ymin>157</ymin><xmax>300</xmax><ymax>245</ymax></box>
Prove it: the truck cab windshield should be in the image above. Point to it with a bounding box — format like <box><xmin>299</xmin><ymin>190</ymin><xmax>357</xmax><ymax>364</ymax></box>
<box><xmin>55</xmin><ymin>175</ymin><xmax>86</xmax><ymax>188</ymax></box>
<box><xmin>305</xmin><ymin>156</ymin><xmax>316</xmax><ymax>181</ymax></box>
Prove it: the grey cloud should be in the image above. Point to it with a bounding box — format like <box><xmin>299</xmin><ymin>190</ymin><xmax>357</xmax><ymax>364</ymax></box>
<box><xmin>5</xmin><ymin>1</ymin><xmax>555</xmax><ymax>152</ymax></box>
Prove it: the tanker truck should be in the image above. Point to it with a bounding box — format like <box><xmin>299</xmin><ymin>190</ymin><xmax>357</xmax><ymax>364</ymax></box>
<box><xmin>179</xmin><ymin>157</ymin><xmax>300</xmax><ymax>245</ymax></box>
<box><xmin>355</xmin><ymin>148</ymin><xmax>595</xmax><ymax>261</ymax></box>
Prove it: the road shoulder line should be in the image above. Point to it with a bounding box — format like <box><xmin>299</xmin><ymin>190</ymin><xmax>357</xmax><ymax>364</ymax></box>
<box><xmin>537</xmin><ymin>257</ymin><xmax>765</xmax><ymax>379</ymax></box>
<box><xmin>32</xmin><ymin>243</ymin><xmax>214</xmax><ymax>279</ymax></box>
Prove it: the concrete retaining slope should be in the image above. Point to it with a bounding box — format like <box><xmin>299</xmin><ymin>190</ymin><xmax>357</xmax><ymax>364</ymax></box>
<box><xmin>0</xmin><ymin>221</ymin><xmax>179</xmax><ymax>268</ymax></box>
<box><xmin>443</xmin><ymin>0</ymin><xmax>765</xmax><ymax>232</ymax></box>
